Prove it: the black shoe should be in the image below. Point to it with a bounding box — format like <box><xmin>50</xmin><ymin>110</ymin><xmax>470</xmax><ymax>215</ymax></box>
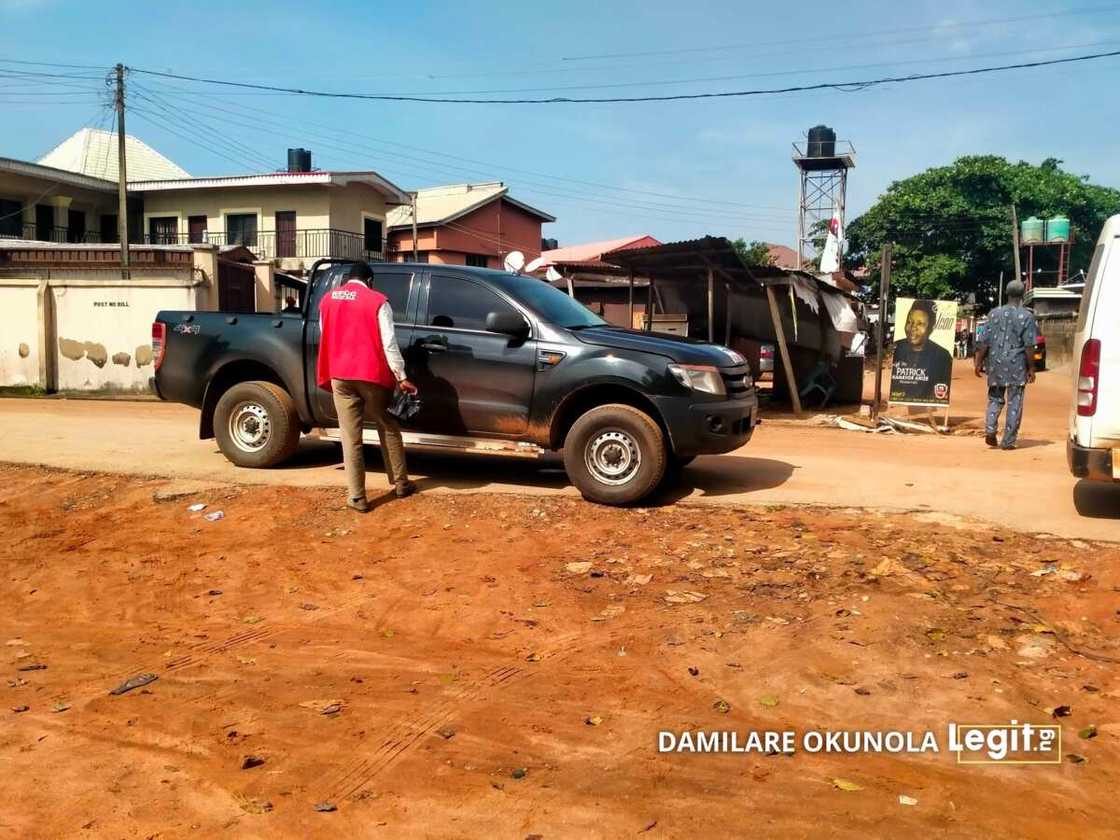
<box><xmin>395</xmin><ymin>480</ymin><xmax>417</xmax><ymax>499</ymax></box>
<box><xmin>985</xmin><ymin>433</ymin><xmax>998</xmax><ymax>447</ymax></box>
<box><xmin>1000</xmin><ymin>443</ymin><xmax>1017</xmax><ymax>451</ymax></box>
<box><xmin>347</xmin><ymin>496</ymin><xmax>370</xmax><ymax>513</ymax></box>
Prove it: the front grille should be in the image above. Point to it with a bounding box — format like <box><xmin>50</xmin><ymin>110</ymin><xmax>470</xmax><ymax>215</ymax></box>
<box><xmin>720</xmin><ymin>364</ymin><xmax>753</xmax><ymax>397</ymax></box>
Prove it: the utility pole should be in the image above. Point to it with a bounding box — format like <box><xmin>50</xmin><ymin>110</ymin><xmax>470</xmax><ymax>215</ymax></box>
<box><xmin>872</xmin><ymin>242</ymin><xmax>892</xmax><ymax>422</ymax></box>
<box><xmin>997</xmin><ymin>270</ymin><xmax>1004</xmax><ymax>308</ymax></box>
<box><xmin>114</xmin><ymin>63</ymin><xmax>130</xmax><ymax>279</ymax></box>
<box><xmin>1010</xmin><ymin>204</ymin><xmax>1022</xmax><ymax>290</ymax></box>
<box><xmin>410</xmin><ymin>192</ymin><xmax>418</xmax><ymax>261</ymax></box>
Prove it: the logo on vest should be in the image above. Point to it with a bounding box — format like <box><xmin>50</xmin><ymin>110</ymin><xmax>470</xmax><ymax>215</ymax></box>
<box><xmin>331</xmin><ymin>290</ymin><xmax>358</xmax><ymax>301</ymax></box>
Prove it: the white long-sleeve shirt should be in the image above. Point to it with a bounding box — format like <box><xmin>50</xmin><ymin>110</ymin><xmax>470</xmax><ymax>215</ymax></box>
<box><xmin>320</xmin><ymin>279</ymin><xmax>407</xmax><ymax>382</ymax></box>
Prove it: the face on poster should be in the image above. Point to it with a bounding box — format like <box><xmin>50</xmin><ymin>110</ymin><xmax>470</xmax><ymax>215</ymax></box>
<box><xmin>889</xmin><ymin>298</ymin><xmax>958</xmax><ymax>407</ymax></box>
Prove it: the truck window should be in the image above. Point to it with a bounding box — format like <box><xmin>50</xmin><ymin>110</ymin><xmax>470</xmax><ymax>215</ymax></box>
<box><xmin>308</xmin><ymin>266</ymin><xmax>412</xmax><ymax>323</ymax></box>
<box><xmin>428</xmin><ymin>275</ymin><xmax>516</xmax><ymax>332</ymax></box>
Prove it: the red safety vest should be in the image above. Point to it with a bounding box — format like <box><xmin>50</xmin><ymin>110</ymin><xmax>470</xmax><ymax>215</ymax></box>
<box><xmin>317</xmin><ymin>282</ymin><xmax>397</xmax><ymax>390</ymax></box>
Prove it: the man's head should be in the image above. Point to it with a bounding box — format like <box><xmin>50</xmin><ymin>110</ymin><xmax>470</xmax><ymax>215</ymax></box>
<box><xmin>346</xmin><ymin>261</ymin><xmax>374</xmax><ymax>288</ymax></box>
<box><xmin>1005</xmin><ymin>279</ymin><xmax>1025</xmax><ymax>304</ymax></box>
<box><xmin>904</xmin><ymin>299</ymin><xmax>937</xmax><ymax>348</ymax></box>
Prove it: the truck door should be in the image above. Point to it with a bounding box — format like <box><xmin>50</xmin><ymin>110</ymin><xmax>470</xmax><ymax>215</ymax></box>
<box><xmin>407</xmin><ymin>272</ymin><xmax>536</xmax><ymax>436</ymax></box>
<box><xmin>305</xmin><ymin>266</ymin><xmax>419</xmax><ymax>425</ymax></box>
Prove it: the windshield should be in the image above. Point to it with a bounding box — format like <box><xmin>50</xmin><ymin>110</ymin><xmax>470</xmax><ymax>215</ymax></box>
<box><xmin>500</xmin><ymin>274</ymin><xmax>607</xmax><ymax>329</ymax></box>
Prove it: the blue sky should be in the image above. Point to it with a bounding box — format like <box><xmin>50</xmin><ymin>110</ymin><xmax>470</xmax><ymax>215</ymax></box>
<box><xmin>3</xmin><ymin>0</ymin><xmax>1119</xmax><ymax>248</ymax></box>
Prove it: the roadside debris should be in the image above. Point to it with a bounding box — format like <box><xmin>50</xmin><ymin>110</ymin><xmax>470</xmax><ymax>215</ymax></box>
<box><xmin>899</xmin><ymin>795</ymin><xmax>919</xmax><ymax>806</ymax></box>
<box><xmin>314</xmin><ymin>801</ymin><xmax>338</xmax><ymax>813</ymax></box>
<box><xmin>109</xmin><ymin>673</ymin><xmax>158</xmax><ymax>695</ymax></box>
<box><xmin>241</xmin><ymin>755</ymin><xmax>266</xmax><ymax>769</ymax></box>
<box><xmin>187</xmin><ymin>503</ymin><xmax>207</xmax><ymax>512</ymax></box>
<box><xmin>832</xmin><ymin>778</ymin><xmax>863</xmax><ymax>792</ymax></box>
<box><xmin>204</xmin><ymin>511</ymin><xmax>225</xmax><ymax>522</ymax></box>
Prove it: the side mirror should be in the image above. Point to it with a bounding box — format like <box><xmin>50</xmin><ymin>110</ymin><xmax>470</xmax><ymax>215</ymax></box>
<box><xmin>486</xmin><ymin>311</ymin><xmax>530</xmax><ymax>339</ymax></box>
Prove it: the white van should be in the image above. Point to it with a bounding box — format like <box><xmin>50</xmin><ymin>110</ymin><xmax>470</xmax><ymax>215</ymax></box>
<box><xmin>1069</xmin><ymin>213</ymin><xmax>1120</xmax><ymax>482</ymax></box>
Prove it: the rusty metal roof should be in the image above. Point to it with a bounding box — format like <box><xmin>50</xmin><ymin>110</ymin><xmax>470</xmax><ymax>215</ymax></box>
<box><xmin>607</xmin><ymin>236</ymin><xmax>760</xmax><ymax>287</ymax></box>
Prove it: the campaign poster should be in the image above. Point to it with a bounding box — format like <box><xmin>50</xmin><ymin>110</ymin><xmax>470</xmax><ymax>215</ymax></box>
<box><xmin>889</xmin><ymin>297</ymin><xmax>958</xmax><ymax>407</ymax></box>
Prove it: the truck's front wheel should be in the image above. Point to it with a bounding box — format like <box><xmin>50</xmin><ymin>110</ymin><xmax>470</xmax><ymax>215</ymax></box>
<box><xmin>563</xmin><ymin>404</ymin><xmax>667</xmax><ymax>505</ymax></box>
<box><xmin>214</xmin><ymin>381</ymin><xmax>301</xmax><ymax>468</ymax></box>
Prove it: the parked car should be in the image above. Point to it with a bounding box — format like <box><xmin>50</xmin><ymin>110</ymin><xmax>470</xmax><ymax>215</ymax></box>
<box><xmin>1033</xmin><ymin>332</ymin><xmax>1047</xmax><ymax>371</ymax></box>
<box><xmin>1068</xmin><ymin>213</ymin><xmax>1119</xmax><ymax>484</ymax></box>
<box><xmin>151</xmin><ymin>260</ymin><xmax>759</xmax><ymax>505</ymax></box>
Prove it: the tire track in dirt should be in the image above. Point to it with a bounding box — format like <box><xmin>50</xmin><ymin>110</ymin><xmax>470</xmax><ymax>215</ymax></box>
<box><xmin>324</xmin><ymin>627</ymin><xmax>621</xmax><ymax>801</ymax></box>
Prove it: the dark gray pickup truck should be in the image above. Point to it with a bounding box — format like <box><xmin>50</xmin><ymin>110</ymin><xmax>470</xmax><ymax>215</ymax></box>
<box><xmin>152</xmin><ymin>259</ymin><xmax>758</xmax><ymax>505</ymax></box>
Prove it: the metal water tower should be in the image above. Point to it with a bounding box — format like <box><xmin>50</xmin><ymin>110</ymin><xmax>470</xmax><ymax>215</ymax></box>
<box><xmin>792</xmin><ymin>126</ymin><xmax>856</xmax><ymax>270</ymax></box>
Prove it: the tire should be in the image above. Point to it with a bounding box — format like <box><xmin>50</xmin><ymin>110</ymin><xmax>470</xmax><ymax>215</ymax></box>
<box><xmin>562</xmin><ymin>404</ymin><xmax>667</xmax><ymax>505</ymax></box>
<box><xmin>213</xmin><ymin>380</ymin><xmax>301</xmax><ymax>468</ymax></box>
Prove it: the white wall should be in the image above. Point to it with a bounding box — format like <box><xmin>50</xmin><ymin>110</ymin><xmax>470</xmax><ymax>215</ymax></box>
<box><xmin>0</xmin><ymin>282</ymin><xmax>40</xmax><ymax>387</ymax></box>
<box><xmin>0</xmin><ymin>271</ymin><xmax>210</xmax><ymax>393</ymax></box>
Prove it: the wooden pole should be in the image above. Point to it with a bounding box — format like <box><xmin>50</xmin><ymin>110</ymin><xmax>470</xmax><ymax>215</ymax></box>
<box><xmin>1011</xmin><ymin>204</ymin><xmax>1022</xmax><ymax>288</ymax></box>
<box><xmin>872</xmin><ymin>243</ymin><xmax>892</xmax><ymax>422</ymax></box>
<box><xmin>723</xmin><ymin>282</ymin><xmax>732</xmax><ymax>346</ymax></box>
<box><xmin>114</xmin><ymin>63</ymin><xmax>130</xmax><ymax>279</ymax></box>
<box><xmin>646</xmin><ymin>275</ymin><xmax>654</xmax><ymax>332</ymax></box>
<box><xmin>765</xmin><ymin>284</ymin><xmax>801</xmax><ymax>416</ymax></box>
<box><xmin>707</xmin><ymin>266</ymin><xmax>715</xmax><ymax>343</ymax></box>
<box><xmin>627</xmin><ymin>269</ymin><xmax>634</xmax><ymax>328</ymax></box>
<box><xmin>410</xmin><ymin>192</ymin><xmax>418</xmax><ymax>261</ymax></box>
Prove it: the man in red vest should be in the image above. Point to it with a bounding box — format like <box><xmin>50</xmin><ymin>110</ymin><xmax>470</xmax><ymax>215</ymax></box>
<box><xmin>318</xmin><ymin>261</ymin><xmax>418</xmax><ymax>512</ymax></box>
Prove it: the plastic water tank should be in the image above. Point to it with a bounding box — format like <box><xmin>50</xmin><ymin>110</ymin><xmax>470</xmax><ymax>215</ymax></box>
<box><xmin>1020</xmin><ymin>217</ymin><xmax>1044</xmax><ymax>244</ymax></box>
<box><xmin>807</xmin><ymin>125</ymin><xmax>836</xmax><ymax>157</ymax></box>
<box><xmin>1046</xmin><ymin>215</ymin><xmax>1070</xmax><ymax>243</ymax></box>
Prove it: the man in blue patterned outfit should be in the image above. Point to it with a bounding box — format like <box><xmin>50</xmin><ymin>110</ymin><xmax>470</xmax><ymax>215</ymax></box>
<box><xmin>974</xmin><ymin>280</ymin><xmax>1038</xmax><ymax>450</ymax></box>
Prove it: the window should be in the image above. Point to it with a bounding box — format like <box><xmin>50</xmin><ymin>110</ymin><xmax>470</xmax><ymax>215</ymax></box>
<box><xmin>226</xmin><ymin>213</ymin><xmax>257</xmax><ymax>247</ymax></box>
<box><xmin>1077</xmin><ymin>244</ymin><xmax>1106</xmax><ymax>332</ymax></box>
<box><xmin>0</xmin><ymin>199</ymin><xmax>21</xmax><ymax>237</ymax></box>
<box><xmin>427</xmin><ymin>274</ymin><xmax>518</xmax><ymax>332</ymax></box>
<box><xmin>363</xmin><ymin>217</ymin><xmax>383</xmax><ymax>252</ymax></box>
<box><xmin>148</xmin><ymin>216</ymin><xmax>178</xmax><ymax>244</ymax></box>
<box><xmin>492</xmin><ymin>273</ymin><xmax>606</xmax><ymax>329</ymax></box>
<box><xmin>465</xmin><ymin>253</ymin><xmax>489</xmax><ymax>268</ymax></box>
<box><xmin>372</xmin><ymin>271</ymin><xmax>412</xmax><ymax>322</ymax></box>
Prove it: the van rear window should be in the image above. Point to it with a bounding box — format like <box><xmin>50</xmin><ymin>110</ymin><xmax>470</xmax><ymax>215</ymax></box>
<box><xmin>1077</xmin><ymin>243</ymin><xmax>1106</xmax><ymax>332</ymax></box>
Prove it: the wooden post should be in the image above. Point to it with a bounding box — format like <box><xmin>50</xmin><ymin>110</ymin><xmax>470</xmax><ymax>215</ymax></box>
<box><xmin>566</xmin><ymin>270</ymin><xmax>575</xmax><ymax>298</ymax></box>
<box><xmin>114</xmin><ymin>63</ymin><xmax>130</xmax><ymax>279</ymax></box>
<box><xmin>723</xmin><ymin>282</ymin><xmax>732</xmax><ymax>346</ymax></box>
<box><xmin>872</xmin><ymin>243</ymin><xmax>891</xmax><ymax>421</ymax></box>
<box><xmin>411</xmin><ymin>192</ymin><xmax>418</xmax><ymax>261</ymax></box>
<box><xmin>707</xmin><ymin>266</ymin><xmax>715</xmax><ymax>343</ymax></box>
<box><xmin>627</xmin><ymin>269</ymin><xmax>634</xmax><ymax>328</ymax></box>
<box><xmin>765</xmin><ymin>284</ymin><xmax>801</xmax><ymax>416</ymax></box>
<box><xmin>646</xmin><ymin>275</ymin><xmax>654</xmax><ymax>332</ymax></box>
<box><xmin>1011</xmin><ymin>204</ymin><xmax>1022</xmax><ymax>287</ymax></box>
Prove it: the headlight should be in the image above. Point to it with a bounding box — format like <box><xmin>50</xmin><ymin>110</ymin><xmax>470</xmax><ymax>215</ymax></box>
<box><xmin>667</xmin><ymin>363</ymin><xmax>726</xmax><ymax>396</ymax></box>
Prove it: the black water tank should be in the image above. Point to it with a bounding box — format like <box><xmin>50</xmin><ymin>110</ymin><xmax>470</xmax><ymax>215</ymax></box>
<box><xmin>287</xmin><ymin>148</ymin><xmax>312</xmax><ymax>172</ymax></box>
<box><xmin>807</xmin><ymin>125</ymin><xmax>836</xmax><ymax>158</ymax></box>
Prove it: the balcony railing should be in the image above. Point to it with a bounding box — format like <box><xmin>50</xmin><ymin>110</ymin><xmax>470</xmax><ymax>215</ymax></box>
<box><xmin>0</xmin><ymin>224</ymin><xmax>384</xmax><ymax>262</ymax></box>
<box><xmin>143</xmin><ymin>228</ymin><xmax>384</xmax><ymax>262</ymax></box>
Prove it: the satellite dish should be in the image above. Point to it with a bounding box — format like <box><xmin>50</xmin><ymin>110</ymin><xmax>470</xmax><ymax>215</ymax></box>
<box><xmin>545</xmin><ymin>266</ymin><xmax>562</xmax><ymax>283</ymax></box>
<box><xmin>525</xmin><ymin>256</ymin><xmax>545</xmax><ymax>273</ymax></box>
<box><xmin>504</xmin><ymin>250</ymin><xmax>526</xmax><ymax>274</ymax></box>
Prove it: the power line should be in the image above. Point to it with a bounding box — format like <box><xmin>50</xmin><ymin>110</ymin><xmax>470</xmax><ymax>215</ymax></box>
<box><xmin>126</xmin><ymin>49</ymin><xmax>1120</xmax><ymax>104</ymax></box>
<box><xmin>558</xmin><ymin>3</ymin><xmax>1120</xmax><ymax>61</ymax></box>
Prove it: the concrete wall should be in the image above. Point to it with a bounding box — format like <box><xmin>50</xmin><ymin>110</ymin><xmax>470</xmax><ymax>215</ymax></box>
<box><xmin>51</xmin><ymin>279</ymin><xmax>206</xmax><ymax>392</ymax></box>
<box><xmin>1037</xmin><ymin>313</ymin><xmax>1078</xmax><ymax>369</ymax></box>
<box><xmin>329</xmin><ymin>184</ymin><xmax>390</xmax><ymax>242</ymax></box>
<box><xmin>0</xmin><ymin>248</ymin><xmax>216</xmax><ymax>393</ymax></box>
<box><xmin>0</xmin><ymin>282</ymin><xmax>41</xmax><ymax>387</ymax></box>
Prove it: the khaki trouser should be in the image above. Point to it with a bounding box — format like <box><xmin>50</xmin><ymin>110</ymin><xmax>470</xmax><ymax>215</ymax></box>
<box><xmin>331</xmin><ymin>378</ymin><xmax>408</xmax><ymax>501</ymax></box>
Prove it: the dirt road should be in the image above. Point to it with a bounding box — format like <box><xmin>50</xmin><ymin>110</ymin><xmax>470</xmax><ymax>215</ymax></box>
<box><xmin>2</xmin><ymin>466</ymin><xmax>1117</xmax><ymax>838</ymax></box>
<box><xmin>1</xmin><ymin>361</ymin><xmax>1116</xmax><ymax>539</ymax></box>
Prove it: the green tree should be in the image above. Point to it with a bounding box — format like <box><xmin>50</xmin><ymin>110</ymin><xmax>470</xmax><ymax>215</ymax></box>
<box><xmin>732</xmin><ymin>238</ymin><xmax>774</xmax><ymax>267</ymax></box>
<box><xmin>845</xmin><ymin>156</ymin><xmax>1120</xmax><ymax>303</ymax></box>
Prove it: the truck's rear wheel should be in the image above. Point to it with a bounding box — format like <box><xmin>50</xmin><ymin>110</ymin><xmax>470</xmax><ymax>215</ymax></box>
<box><xmin>563</xmin><ymin>404</ymin><xmax>666</xmax><ymax>505</ymax></box>
<box><xmin>214</xmin><ymin>381</ymin><xmax>301</xmax><ymax>468</ymax></box>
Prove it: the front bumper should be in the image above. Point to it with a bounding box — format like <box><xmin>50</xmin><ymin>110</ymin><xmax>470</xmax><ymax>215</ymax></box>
<box><xmin>1068</xmin><ymin>438</ymin><xmax>1114</xmax><ymax>482</ymax></box>
<box><xmin>655</xmin><ymin>391</ymin><xmax>759</xmax><ymax>457</ymax></box>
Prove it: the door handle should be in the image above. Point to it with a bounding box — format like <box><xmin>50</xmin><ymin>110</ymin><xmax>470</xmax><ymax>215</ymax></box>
<box><xmin>418</xmin><ymin>336</ymin><xmax>447</xmax><ymax>352</ymax></box>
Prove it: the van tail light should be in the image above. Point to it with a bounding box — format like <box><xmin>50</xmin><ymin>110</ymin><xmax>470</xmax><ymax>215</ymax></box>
<box><xmin>152</xmin><ymin>321</ymin><xmax>167</xmax><ymax>371</ymax></box>
<box><xmin>1076</xmin><ymin>338</ymin><xmax>1101</xmax><ymax>417</ymax></box>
